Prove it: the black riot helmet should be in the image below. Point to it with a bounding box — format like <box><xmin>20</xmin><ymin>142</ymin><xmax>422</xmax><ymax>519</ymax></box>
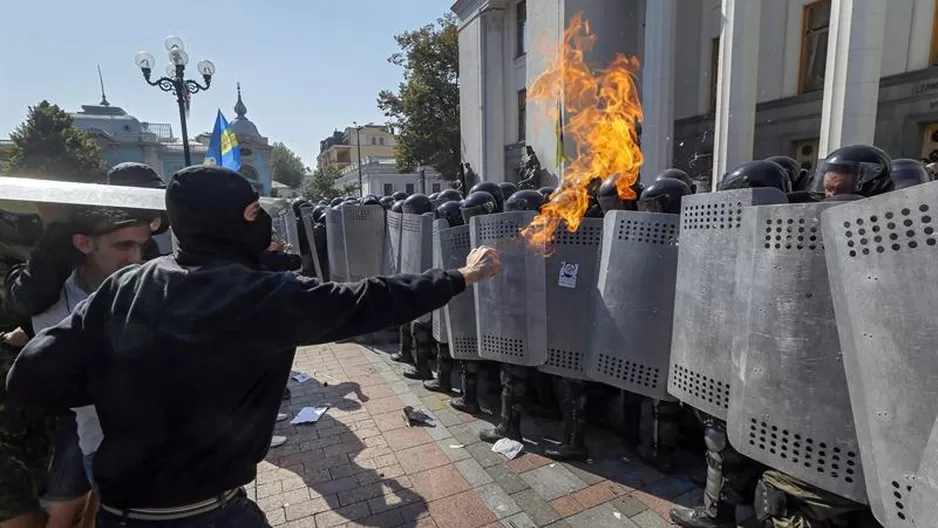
<box><xmin>655</xmin><ymin>169</ymin><xmax>696</xmax><ymax>194</ymax></box>
<box><xmin>428</xmin><ymin>192</ymin><xmax>442</xmax><ymax>207</ymax></box>
<box><xmin>438</xmin><ymin>188</ymin><xmax>463</xmax><ymax>202</ymax></box>
<box><xmin>890</xmin><ymin>158</ymin><xmax>931</xmax><ymax>190</ymax></box>
<box><xmin>811</xmin><ymin>144</ymin><xmax>893</xmax><ymax>198</ymax></box>
<box><xmin>597</xmin><ymin>175</ymin><xmax>640</xmax><ymax>214</ymax></box>
<box><xmin>498</xmin><ymin>182</ymin><xmax>519</xmax><ymax>201</ymax></box>
<box><xmin>469</xmin><ymin>182</ymin><xmax>505</xmax><ymax>212</ymax></box>
<box><xmin>379</xmin><ymin>196</ymin><xmax>395</xmax><ymax>209</ymax></box>
<box><xmin>292</xmin><ymin>197</ymin><xmax>311</xmax><ymax>213</ymax></box>
<box><xmin>403</xmin><ymin>193</ymin><xmax>433</xmax><ymax>214</ymax></box>
<box><xmin>504</xmin><ymin>189</ymin><xmax>546</xmax><ymax>212</ymax></box>
<box><xmin>330</xmin><ymin>197</ymin><xmax>344</xmax><ymax>207</ymax></box>
<box><xmin>391</xmin><ymin>191</ymin><xmax>408</xmax><ymax>201</ymax></box>
<box><xmin>765</xmin><ymin>156</ymin><xmax>801</xmax><ymax>193</ymax></box>
<box><xmin>390</xmin><ymin>200</ymin><xmax>405</xmax><ymax>213</ymax></box>
<box><xmin>460</xmin><ymin>191</ymin><xmax>498</xmax><ymax>223</ymax></box>
<box><xmin>312</xmin><ymin>205</ymin><xmax>328</xmax><ymax>224</ymax></box>
<box><xmin>343</xmin><ymin>197</ymin><xmax>360</xmax><ymax>204</ymax></box>
<box><xmin>537</xmin><ymin>186</ymin><xmax>555</xmax><ymax>198</ymax></box>
<box><xmin>435</xmin><ymin>200</ymin><xmax>465</xmax><ymax>227</ymax></box>
<box><xmin>718</xmin><ymin>160</ymin><xmax>791</xmax><ymax>192</ymax></box>
<box><xmin>638</xmin><ymin>178</ymin><xmax>692</xmax><ymax>215</ymax></box>
<box><xmin>362</xmin><ymin>195</ymin><xmax>381</xmax><ymax>206</ymax></box>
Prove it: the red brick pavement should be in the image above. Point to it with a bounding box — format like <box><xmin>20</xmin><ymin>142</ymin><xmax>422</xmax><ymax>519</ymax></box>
<box><xmin>246</xmin><ymin>342</ymin><xmax>711</xmax><ymax>527</ymax></box>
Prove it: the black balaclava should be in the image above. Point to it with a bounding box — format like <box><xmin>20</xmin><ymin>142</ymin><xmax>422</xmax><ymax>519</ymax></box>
<box><xmin>166</xmin><ymin>166</ymin><xmax>271</xmax><ymax>267</ymax></box>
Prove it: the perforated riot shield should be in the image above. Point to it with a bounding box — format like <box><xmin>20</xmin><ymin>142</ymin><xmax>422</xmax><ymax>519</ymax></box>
<box><xmin>668</xmin><ymin>188</ymin><xmax>788</xmax><ymax>419</ymax></box>
<box><xmin>401</xmin><ymin>212</ymin><xmax>434</xmax><ymax>323</ymax></box>
<box><xmin>300</xmin><ymin>208</ymin><xmax>326</xmax><ymax>280</ymax></box>
<box><xmin>325</xmin><ymin>208</ymin><xmax>347</xmax><ymax>282</ymax></box>
<box><xmin>912</xmin><ymin>418</ymin><xmax>938</xmax><ymax>525</ymax></box>
<box><xmin>822</xmin><ymin>182</ymin><xmax>938</xmax><ymax>528</ymax></box>
<box><xmin>431</xmin><ymin>220</ymin><xmax>449</xmax><ymax>344</ymax></box>
<box><xmin>586</xmin><ymin>211</ymin><xmax>679</xmax><ymax>399</ymax></box>
<box><xmin>728</xmin><ymin>202</ymin><xmax>866</xmax><ymax>503</ymax></box>
<box><xmin>471</xmin><ymin>211</ymin><xmax>547</xmax><ymax>367</ymax></box>
<box><xmin>437</xmin><ymin>221</ymin><xmax>480</xmax><ymax>360</ymax></box>
<box><xmin>536</xmin><ymin>218</ymin><xmax>603</xmax><ymax>380</ymax></box>
<box><xmin>385</xmin><ymin>211</ymin><xmax>403</xmax><ymax>275</ymax></box>
<box><xmin>341</xmin><ymin>205</ymin><xmax>386</xmax><ymax>282</ymax></box>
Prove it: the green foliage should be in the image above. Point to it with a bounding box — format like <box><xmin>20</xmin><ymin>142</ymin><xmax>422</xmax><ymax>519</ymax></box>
<box><xmin>302</xmin><ymin>165</ymin><xmax>360</xmax><ymax>200</ymax></box>
<box><xmin>270</xmin><ymin>142</ymin><xmax>307</xmax><ymax>189</ymax></box>
<box><xmin>377</xmin><ymin>14</ymin><xmax>460</xmax><ymax>181</ymax></box>
<box><xmin>3</xmin><ymin>100</ymin><xmax>104</xmax><ymax>182</ymax></box>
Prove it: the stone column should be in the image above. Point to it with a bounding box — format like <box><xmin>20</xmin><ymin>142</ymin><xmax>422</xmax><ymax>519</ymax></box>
<box><xmin>711</xmin><ymin>0</ymin><xmax>762</xmax><ymax>191</ymax></box>
<box><xmin>480</xmin><ymin>5</ymin><xmax>507</xmax><ymax>182</ymax></box>
<box><xmin>639</xmin><ymin>0</ymin><xmax>676</xmax><ymax>185</ymax></box>
<box><xmin>817</xmin><ymin>0</ymin><xmax>887</xmax><ymax>158</ymax></box>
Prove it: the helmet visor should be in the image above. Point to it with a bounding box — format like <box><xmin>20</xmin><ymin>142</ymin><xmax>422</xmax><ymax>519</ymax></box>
<box><xmin>811</xmin><ymin>159</ymin><xmax>885</xmax><ymax>198</ymax></box>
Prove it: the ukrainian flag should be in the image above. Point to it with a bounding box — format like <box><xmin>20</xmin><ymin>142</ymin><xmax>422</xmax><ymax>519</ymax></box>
<box><xmin>204</xmin><ymin>110</ymin><xmax>241</xmax><ymax>171</ymax></box>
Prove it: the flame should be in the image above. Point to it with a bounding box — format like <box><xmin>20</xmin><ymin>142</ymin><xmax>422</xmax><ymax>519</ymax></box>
<box><xmin>521</xmin><ymin>14</ymin><xmax>644</xmax><ymax>247</ymax></box>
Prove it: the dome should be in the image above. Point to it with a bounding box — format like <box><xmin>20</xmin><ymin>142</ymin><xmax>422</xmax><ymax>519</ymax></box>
<box><xmin>229</xmin><ymin>83</ymin><xmax>262</xmax><ymax>141</ymax></box>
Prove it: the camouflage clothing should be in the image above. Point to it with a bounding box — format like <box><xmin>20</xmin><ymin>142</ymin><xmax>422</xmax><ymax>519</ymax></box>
<box><xmin>757</xmin><ymin>470</ymin><xmax>866</xmax><ymax>528</ymax></box>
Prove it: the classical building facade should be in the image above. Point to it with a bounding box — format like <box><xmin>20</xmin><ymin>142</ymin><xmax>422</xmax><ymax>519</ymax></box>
<box><xmin>317</xmin><ymin>124</ymin><xmax>397</xmax><ymax>170</ymax></box>
<box><xmin>454</xmin><ymin>0</ymin><xmax>938</xmax><ymax>190</ymax></box>
<box><xmin>335</xmin><ymin>157</ymin><xmax>446</xmax><ymax>197</ymax></box>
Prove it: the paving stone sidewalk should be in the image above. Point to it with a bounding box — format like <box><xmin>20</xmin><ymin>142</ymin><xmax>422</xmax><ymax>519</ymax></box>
<box><xmin>245</xmin><ymin>342</ymin><xmax>716</xmax><ymax>528</ymax></box>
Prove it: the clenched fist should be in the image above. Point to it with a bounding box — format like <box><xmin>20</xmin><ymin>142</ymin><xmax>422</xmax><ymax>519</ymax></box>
<box><xmin>459</xmin><ymin>245</ymin><xmax>501</xmax><ymax>285</ymax></box>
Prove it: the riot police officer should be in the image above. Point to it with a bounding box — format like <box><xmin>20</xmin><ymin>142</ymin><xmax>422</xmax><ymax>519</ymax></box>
<box><xmin>497</xmin><ymin>182</ymin><xmax>518</xmax><ymax>202</ymax></box>
<box><xmin>596</xmin><ymin>175</ymin><xmax>642</xmax><ymax>213</ymax></box>
<box><xmin>891</xmin><ymin>158</ymin><xmax>931</xmax><ymax>190</ymax></box>
<box><xmin>399</xmin><ymin>194</ymin><xmax>437</xmax><ymax>381</ymax></box>
<box><xmin>423</xmin><ymin>200</ymin><xmax>464</xmax><ymax>395</ymax></box>
<box><xmin>379</xmin><ymin>196</ymin><xmax>395</xmax><ymax>210</ymax></box>
<box><xmin>656</xmin><ymin>168</ymin><xmax>697</xmax><ymax>194</ymax></box>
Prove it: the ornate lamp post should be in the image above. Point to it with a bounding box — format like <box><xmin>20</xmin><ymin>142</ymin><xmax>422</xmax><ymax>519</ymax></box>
<box><xmin>134</xmin><ymin>37</ymin><xmax>215</xmax><ymax>166</ymax></box>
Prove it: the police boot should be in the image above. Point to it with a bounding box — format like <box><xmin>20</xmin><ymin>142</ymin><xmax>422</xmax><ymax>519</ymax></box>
<box><xmin>424</xmin><ymin>342</ymin><xmax>454</xmax><ymax>393</ymax></box>
<box><xmin>668</xmin><ymin>503</ymin><xmax>736</xmax><ymax>528</ymax></box>
<box><xmin>450</xmin><ymin>361</ymin><xmax>481</xmax><ymax>414</ymax></box>
<box><xmin>639</xmin><ymin>399</ymin><xmax>681</xmax><ymax>474</ymax></box>
<box><xmin>543</xmin><ymin>378</ymin><xmax>588</xmax><ymax>462</ymax></box>
<box><xmin>391</xmin><ymin>323</ymin><xmax>414</xmax><ymax>364</ymax></box>
<box><xmin>404</xmin><ymin>324</ymin><xmax>434</xmax><ymax>380</ymax></box>
<box><xmin>480</xmin><ymin>366</ymin><xmax>525</xmax><ymax>443</ymax></box>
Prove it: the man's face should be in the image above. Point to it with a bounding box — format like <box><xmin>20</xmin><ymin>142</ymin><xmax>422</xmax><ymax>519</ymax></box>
<box><xmin>822</xmin><ymin>171</ymin><xmax>857</xmax><ymax>197</ymax></box>
<box><xmin>74</xmin><ymin>224</ymin><xmax>153</xmax><ymax>277</ymax></box>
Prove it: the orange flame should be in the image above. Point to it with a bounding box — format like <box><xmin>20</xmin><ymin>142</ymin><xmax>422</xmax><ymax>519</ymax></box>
<box><xmin>521</xmin><ymin>13</ymin><xmax>644</xmax><ymax>247</ymax></box>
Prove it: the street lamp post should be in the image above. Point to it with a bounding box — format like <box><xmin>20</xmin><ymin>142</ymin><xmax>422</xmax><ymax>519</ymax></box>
<box><xmin>352</xmin><ymin>121</ymin><xmax>364</xmax><ymax>197</ymax></box>
<box><xmin>135</xmin><ymin>37</ymin><xmax>215</xmax><ymax>166</ymax></box>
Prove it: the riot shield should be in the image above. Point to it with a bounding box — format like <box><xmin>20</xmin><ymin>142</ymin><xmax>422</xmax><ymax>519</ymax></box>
<box><xmin>728</xmin><ymin>202</ymin><xmax>866</xmax><ymax>503</ymax></box>
<box><xmin>400</xmin><ymin>212</ymin><xmax>434</xmax><ymax>323</ymax></box>
<box><xmin>385</xmin><ymin>211</ymin><xmax>403</xmax><ymax>275</ymax></box>
<box><xmin>325</xmin><ymin>208</ymin><xmax>347</xmax><ymax>282</ymax></box>
<box><xmin>300</xmin><ymin>208</ymin><xmax>326</xmax><ymax>280</ymax></box>
<box><xmin>0</xmin><ymin>176</ymin><xmax>164</xmax><ymax>214</ymax></box>
<box><xmin>667</xmin><ymin>188</ymin><xmax>788</xmax><ymax>419</ymax></box>
<box><xmin>586</xmin><ymin>210</ymin><xmax>680</xmax><ymax>399</ymax></box>
<box><xmin>537</xmin><ymin>218</ymin><xmax>603</xmax><ymax>380</ymax></box>
<box><xmin>341</xmin><ymin>205</ymin><xmax>386</xmax><ymax>282</ymax></box>
<box><xmin>431</xmin><ymin>220</ymin><xmax>449</xmax><ymax>344</ymax></box>
<box><xmin>471</xmin><ymin>211</ymin><xmax>547</xmax><ymax>367</ymax></box>
<box><xmin>912</xmin><ymin>417</ymin><xmax>938</xmax><ymax>524</ymax></box>
<box><xmin>281</xmin><ymin>207</ymin><xmax>301</xmax><ymax>251</ymax></box>
<box><xmin>436</xmin><ymin>221</ymin><xmax>480</xmax><ymax>361</ymax></box>
<box><xmin>822</xmin><ymin>181</ymin><xmax>938</xmax><ymax>527</ymax></box>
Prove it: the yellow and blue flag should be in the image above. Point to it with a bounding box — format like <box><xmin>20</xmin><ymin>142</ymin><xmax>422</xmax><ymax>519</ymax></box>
<box><xmin>204</xmin><ymin>110</ymin><xmax>241</xmax><ymax>171</ymax></box>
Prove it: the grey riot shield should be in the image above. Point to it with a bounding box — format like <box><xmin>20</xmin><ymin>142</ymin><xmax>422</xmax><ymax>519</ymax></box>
<box><xmin>912</xmin><ymin>418</ymin><xmax>938</xmax><ymax>525</ymax></box>
<box><xmin>401</xmin><ymin>212</ymin><xmax>434</xmax><ymax>323</ymax></box>
<box><xmin>537</xmin><ymin>218</ymin><xmax>603</xmax><ymax>380</ymax></box>
<box><xmin>271</xmin><ymin>214</ymin><xmax>287</xmax><ymax>244</ymax></box>
<box><xmin>342</xmin><ymin>205</ymin><xmax>386</xmax><ymax>282</ymax></box>
<box><xmin>300</xmin><ymin>208</ymin><xmax>326</xmax><ymax>280</ymax></box>
<box><xmin>668</xmin><ymin>188</ymin><xmax>788</xmax><ymax>419</ymax></box>
<box><xmin>0</xmin><ymin>176</ymin><xmax>165</xmax><ymax>214</ymax></box>
<box><xmin>586</xmin><ymin>210</ymin><xmax>680</xmax><ymax>399</ymax></box>
<box><xmin>431</xmin><ymin>220</ymin><xmax>449</xmax><ymax>344</ymax></box>
<box><xmin>325</xmin><ymin>208</ymin><xmax>347</xmax><ymax>282</ymax></box>
<box><xmin>282</xmin><ymin>207</ymin><xmax>301</xmax><ymax>251</ymax></box>
<box><xmin>385</xmin><ymin>211</ymin><xmax>403</xmax><ymax>275</ymax></box>
<box><xmin>471</xmin><ymin>211</ymin><xmax>547</xmax><ymax>367</ymax></box>
<box><xmin>728</xmin><ymin>202</ymin><xmax>866</xmax><ymax>504</ymax></box>
<box><xmin>822</xmin><ymin>181</ymin><xmax>938</xmax><ymax>527</ymax></box>
<box><xmin>437</xmin><ymin>221</ymin><xmax>480</xmax><ymax>361</ymax></box>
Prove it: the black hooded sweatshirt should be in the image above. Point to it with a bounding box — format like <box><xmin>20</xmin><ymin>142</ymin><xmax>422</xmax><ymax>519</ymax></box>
<box><xmin>6</xmin><ymin>166</ymin><xmax>466</xmax><ymax>508</ymax></box>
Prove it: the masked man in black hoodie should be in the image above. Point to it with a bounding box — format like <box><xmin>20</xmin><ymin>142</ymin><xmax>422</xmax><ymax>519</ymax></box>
<box><xmin>6</xmin><ymin>166</ymin><xmax>501</xmax><ymax>527</ymax></box>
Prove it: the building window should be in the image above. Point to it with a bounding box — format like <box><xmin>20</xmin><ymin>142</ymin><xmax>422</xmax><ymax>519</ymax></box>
<box><xmin>432</xmin><ymin>183</ymin><xmax>441</xmax><ymax>193</ymax></box>
<box><xmin>518</xmin><ymin>89</ymin><xmax>527</xmax><ymax>142</ymax></box>
<box><xmin>516</xmin><ymin>1</ymin><xmax>527</xmax><ymax>57</ymax></box>
<box><xmin>384</xmin><ymin>183</ymin><xmax>393</xmax><ymax>195</ymax></box>
<box><xmin>799</xmin><ymin>0</ymin><xmax>831</xmax><ymax>94</ymax></box>
<box><xmin>709</xmin><ymin>37</ymin><xmax>720</xmax><ymax>112</ymax></box>
<box><xmin>405</xmin><ymin>183</ymin><xmax>415</xmax><ymax>194</ymax></box>
<box><xmin>379</xmin><ymin>137</ymin><xmax>385</xmax><ymax>146</ymax></box>
<box><xmin>371</xmin><ymin>137</ymin><xmax>377</xmax><ymax>145</ymax></box>
<box><xmin>793</xmin><ymin>138</ymin><xmax>820</xmax><ymax>173</ymax></box>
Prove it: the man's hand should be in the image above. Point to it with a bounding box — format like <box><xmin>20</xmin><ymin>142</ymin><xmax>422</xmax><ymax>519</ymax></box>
<box><xmin>459</xmin><ymin>246</ymin><xmax>501</xmax><ymax>285</ymax></box>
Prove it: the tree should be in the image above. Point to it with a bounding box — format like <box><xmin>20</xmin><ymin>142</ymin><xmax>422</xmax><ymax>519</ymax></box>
<box><xmin>3</xmin><ymin>100</ymin><xmax>104</xmax><ymax>182</ymax></box>
<box><xmin>302</xmin><ymin>166</ymin><xmax>360</xmax><ymax>200</ymax></box>
<box><xmin>378</xmin><ymin>14</ymin><xmax>460</xmax><ymax>181</ymax></box>
<box><xmin>270</xmin><ymin>142</ymin><xmax>307</xmax><ymax>189</ymax></box>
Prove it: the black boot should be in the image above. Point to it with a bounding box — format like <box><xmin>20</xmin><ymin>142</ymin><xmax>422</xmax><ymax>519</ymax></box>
<box><xmin>480</xmin><ymin>366</ymin><xmax>525</xmax><ymax>443</ymax></box>
<box><xmin>425</xmin><ymin>343</ymin><xmax>454</xmax><ymax>393</ymax></box>
<box><xmin>543</xmin><ymin>378</ymin><xmax>588</xmax><ymax>462</ymax></box>
<box><xmin>450</xmin><ymin>362</ymin><xmax>481</xmax><ymax>414</ymax></box>
<box><xmin>404</xmin><ymin>324</ymin><xmax>434</xmax><ymax>380</ymax></box>
<box><xmin>639</xmin><ymin>399</ymin><xmax>681</xmax><ymax>474</ymax></box>
<box><xmin>391</xmin><ymin>323</ymin><xmax>415</xmax><ymax>364</ymax></box>
<box><xmin>668</xmin><ymin>503</ymin><xmax>736</xmax><ymax>528</ymax></box>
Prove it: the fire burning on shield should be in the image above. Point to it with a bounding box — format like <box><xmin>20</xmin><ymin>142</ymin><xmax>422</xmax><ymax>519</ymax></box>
<box><xmin>520</xmin><ymin>13</ymin><xmax>644</xmax><ymax>247</ymax></box>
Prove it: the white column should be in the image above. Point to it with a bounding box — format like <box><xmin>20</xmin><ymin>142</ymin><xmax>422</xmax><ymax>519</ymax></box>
<box><xmin>711</xmin><ymin>0</ymin><xmax>762</xmax><ymax>191</ymax></box>
<box><xmin>480</xmin><ymin>6</ymin><xmax>507</xmax><ymax>182</ymax></box>
<box><xmin>817</xmin><ymin>0</ymin><xmax>887</xmax><ymax>158</ymax></box>
<box><xmin>639</xmin><ymin>0</ymin><xmax>676</xmax><ymax>185</ymax></box>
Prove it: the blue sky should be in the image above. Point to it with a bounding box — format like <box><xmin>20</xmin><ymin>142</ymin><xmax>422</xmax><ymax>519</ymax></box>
<box><xmin>0</xmin><ymin>0</ymin><xmax>452</xmax><ymax>165</ymax></box>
